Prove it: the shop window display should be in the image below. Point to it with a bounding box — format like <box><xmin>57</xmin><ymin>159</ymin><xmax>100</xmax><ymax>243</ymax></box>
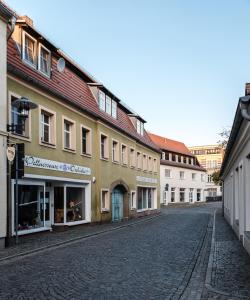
<box><xmin>66</xmin><ymin>187</ymin><xmax>85</xmax><ymax>222</ymax></box>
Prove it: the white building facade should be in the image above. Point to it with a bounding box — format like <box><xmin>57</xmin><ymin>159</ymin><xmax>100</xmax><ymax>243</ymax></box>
<box><xmin>149</xmin><ymin>133</ymin><xmax>206</xmax><ymax>205</ymax></box>
<box><xmin>0</xmin><ymin>3</ymin><xmax>14</xmax><ymax>248</ymax></box>
<box><xmin>221</xmin><ymin>92</ymin><xmax>250</xmax><ymax>255</ymax></box>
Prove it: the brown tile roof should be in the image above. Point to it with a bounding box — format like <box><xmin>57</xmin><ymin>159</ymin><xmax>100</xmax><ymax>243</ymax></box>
<box><xmin>148</xmin><ymin>133</ymin><xmax>195</xmax><ymax>157</ymax></box>
<box><xmin>7</xmin><ymin>31</ymin><xmax>160</xmax><ymax>153</ymax></box>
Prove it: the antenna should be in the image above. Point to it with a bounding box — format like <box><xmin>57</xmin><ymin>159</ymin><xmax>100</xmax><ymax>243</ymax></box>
<box><xmin>57</xmin><ymin>57</ymin><xmax>65</xmax><ymax>73</ymax></box>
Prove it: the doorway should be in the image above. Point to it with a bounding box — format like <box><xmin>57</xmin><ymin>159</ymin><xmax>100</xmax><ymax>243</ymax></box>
<box><xmin>112</xmin><ymin>187</ymin><xmax>124</xmax><ymax>221</ymax></box>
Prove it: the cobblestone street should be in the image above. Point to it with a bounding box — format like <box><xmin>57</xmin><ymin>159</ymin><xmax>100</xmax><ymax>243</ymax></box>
<box><xmin>0</xmin><ymin>203</ymin><xmax>249</xmax><ymax>300</ymax></box>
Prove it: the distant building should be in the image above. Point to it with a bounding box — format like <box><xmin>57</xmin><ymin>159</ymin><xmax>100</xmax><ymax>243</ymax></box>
<box><xmin>149</xmin><ymin>133</ymin><xmax>206</xmax><ymax>205</ymax></box>
<box><xmin>188</xmin><ymin>145</ymin><xmax>224</xmax><ymax>198</ymax></box>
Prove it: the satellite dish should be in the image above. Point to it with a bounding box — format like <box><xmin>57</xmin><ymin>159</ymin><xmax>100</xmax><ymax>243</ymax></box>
<box><xmin>57</xmin><ymin>57</ymin><xmax>65</xmax><ymax>73</ymax></box>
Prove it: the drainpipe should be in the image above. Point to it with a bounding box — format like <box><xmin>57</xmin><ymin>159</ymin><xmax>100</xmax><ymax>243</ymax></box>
<box><xmin>239</xmin><ymin>96</ymin><xmax>250</xmax><ymax>121</ymax></box>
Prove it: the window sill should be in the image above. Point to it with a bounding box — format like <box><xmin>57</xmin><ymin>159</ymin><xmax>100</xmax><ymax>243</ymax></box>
<box><xmin>22</xmin><ymin>58</ymin><xmax>37</xmax><ymax>70</ymax></box>
<box><xmin>112</xmin><ymin>160</ymin><xmax>120</xmax><ymax>165</ymax></box>
<box><xmin>130</xmin><ymin>165</ymin><xmax>136</xmax><ymax>169</ymax></box>
<box><xmin>130</xmin><ymin>207</ymin><xmax>137</xmax><ymax>211</ymax></box>
<box><xmin>81</xmin><ymin>153</ymin><xmax>92</xmax><ymax>159</ymax></box>
<box><xmin>101</xmin><ymin>209</ymin><xmax>110</xmax><ymax>213</ymax></box>
<box><xmin>38</xmin><ymin>68</ymin><xmax>51</xmax><ymax>79</ymax></box>
<box><xmin>40</xmin><ymin>141</ymin><xmax>56</xmax><ymax>149</ymax></box>
<box><xmin>122</xmin><ymin>163</ymin><xmax>128</xmax><ymax>168</ymax></box>
<box><xmin>63</xmin><ymin>147</ymin><xmax>76</xmax><ymax>154</ymax></box>
<box><xmin>100</xmin><ymin>157</ymin><xmax>109</xmax><ymax>162</ymax></box>
<box><xmin>10</xmin><ymin>133</ymin><xmax>31</xmax><ymax>142</ymax></box>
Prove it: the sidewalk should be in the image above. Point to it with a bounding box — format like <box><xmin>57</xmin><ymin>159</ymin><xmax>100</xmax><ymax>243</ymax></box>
<box><xmin>204</xmin><ymin>209</ymin><xmax>250</xmax><ymax>299</ymax></box>
<box><xmin>0</xmin><ymin>213</ymin><xmax>160</xmax><ymax>263</ymax></box>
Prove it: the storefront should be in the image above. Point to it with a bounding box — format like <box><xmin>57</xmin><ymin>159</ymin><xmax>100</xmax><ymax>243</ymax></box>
<box><xmin>11</xmin><ymin>156</ymin><xmax>91</xmax><ymax>236</ymax></box>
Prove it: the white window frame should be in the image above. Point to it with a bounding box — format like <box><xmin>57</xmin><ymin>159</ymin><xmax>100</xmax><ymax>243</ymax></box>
<box><xmin>148</xmin><ymin>156</ymin><xmax>153</xmax><ymax>172</ymax></box>
<box><xmin>99</xmin><ymin>91</ymin><xmax>106</xmax><ymax>112</ymax></box>
<box><xmin>180</xmin><ymin>171</ymin><xmax>185</xmax><ymax>180</ymax></box>
<box><xmin>143</xmin><ymin>154</ymin><xmax>148</xmax><ymax>171</ymax></box>
<box><xmin>80</xmin><ymin>124</ymin><xmax>92</xmax><ymax>157</ymax></box>
<box><xmin>192</xmin><ymin>173</ymin><xmax>196</xmax><ymax>181</ymax></box>
<box><xmin>22</xmin><ymin>31</ymin><xmax>37</xmax><ymax>68</ymax></box>
<box><xmin>100</xmin><ymin>133</ymin><xmax>109</xmax><ymax>160</ymax></box>
<box><xmin>165</xmin><ymin>169</ymin><xmax>171</xmax><ymax>178</ymax></box>
<box><xmin>62</xmin><ymin>116</ymin><xmax>76</xmax><ymax>152</ymax></box>
<box><xmin>130</xmin><ymin>191</ymin><xmax>137</xmax><ymax>210</ymax></box>
<box><xmin>112</xmin><ymin>139</ymin><xmax>120</xmax><ymax>163</ymax></box>
<box><xmin>121</xmin><ymin>143</ymin><xmax>128</xmax><ymax>165</ymax></box>
<box><xmin>130</xmin><ymin>147</ymin><xmax>136</xmax><ymax>168</ymax></box>
<box><xmin>111</xmin><ymin>100</ymin><xmax>117</xmax><ymax>119</ymax></box>
<box><xmin>38</xmin><ymin>43</ymin><xmax>51</xmax><ymax>77</ymax></box>
<box><xmin>39</xmin><ymin>105</ymin><xmax>56</xmax><ymax>148</ymax></box>
<box><xmin>153</xmin><ymin>158</ymin><xmax>158</xmax><ymax>173</ymax></box>
<box><xmin>137</xmin><ymin>152</ymin><xmax>142</xmax><ymax>170</ymax></box>
<box><xmin>101</xmin><ymin>189</ymin><xmax>110</xmax><ymax>212</ymax></box>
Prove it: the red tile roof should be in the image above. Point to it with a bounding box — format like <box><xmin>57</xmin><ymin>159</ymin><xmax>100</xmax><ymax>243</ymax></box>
<box><xmin>7</xmin><ymin>29</ymin><xmax>160</xmax><ymax>153</ymax></box>
<box><xmin>148</xmin><ymin>133</ymin><xmax>194</xmax><ymax>157</ymax></box>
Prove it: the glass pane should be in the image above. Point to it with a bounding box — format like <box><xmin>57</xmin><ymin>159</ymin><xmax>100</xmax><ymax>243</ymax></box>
<box><xmin>15</xmin><ymin>185</ymin><xmax>44</xmax><ymax>231</ymax></box>
<box><xmin>137</xmin><ymin>187</ymin><xmax>142</xmax><ymax>210</ymax></box>
<box><xmin>143</xmin><ymin>189</ymin><xmax>147</xmax><ymax>209</ymax></box>
<box><xmin>54</xmin><ymin>186</ymin><xmax>64</xmax><ymax>223</ymax></box>
<box><xmin>40</xmin><ymin>191</ymin><xmax>50</xmax><ymax>221</ymax></box>
<box><xmin>66</xmin><ymin>187</ymin><xmax>85</xmax><ymax>222</ymax></box>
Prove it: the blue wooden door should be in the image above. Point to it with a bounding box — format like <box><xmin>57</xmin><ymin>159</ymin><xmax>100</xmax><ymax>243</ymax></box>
<box><xmin>112</xmin><ymin>188</ymin><xmax>123</xmax><ymax>221</ymax></box>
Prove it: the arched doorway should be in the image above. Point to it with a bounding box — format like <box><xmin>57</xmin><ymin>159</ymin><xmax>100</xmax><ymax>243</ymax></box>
<box><xmin>111</xmin><ymin>182</ymin><xmax>129</xmax><ymax>222</ymax></box>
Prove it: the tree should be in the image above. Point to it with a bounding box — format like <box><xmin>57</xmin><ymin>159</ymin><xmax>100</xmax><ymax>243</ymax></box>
<box><xmin>211</xmin><ymin>170</ymin><xmax>222</xmax><ymax>186</ymax></box>
<box><xmin>217</xmin><ymin>128</ymin><xmax>231</xmax><ymax>150</ymax></box>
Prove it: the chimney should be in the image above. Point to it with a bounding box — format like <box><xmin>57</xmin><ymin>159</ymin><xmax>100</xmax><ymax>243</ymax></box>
<box><xmin>19</xmin><ymin>15</ymin><xmax>33</xmax><ymax>27</ymax></box>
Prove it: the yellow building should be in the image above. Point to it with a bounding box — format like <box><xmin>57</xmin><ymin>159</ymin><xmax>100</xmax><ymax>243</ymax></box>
<box><xmin>188</xmin><ymin>145</ymin><xmax>224</xmax><ymax>197</ymax></box>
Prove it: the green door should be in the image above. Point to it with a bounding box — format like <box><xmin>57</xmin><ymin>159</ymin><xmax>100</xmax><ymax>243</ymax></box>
<box><xmin>112</xmin><ymin>188</ymin><xmax>124</xmax><ymax>221</ymax></box>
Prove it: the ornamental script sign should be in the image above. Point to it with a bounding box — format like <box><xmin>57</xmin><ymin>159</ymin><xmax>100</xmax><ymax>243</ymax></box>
<box><xmin>136</xmin><ymin>176</ymin><xmax>157</xmax><ymax>184</ymax></box>
<box><xmin>7</xmin><ymin>147</ymin><xmax>16</xmax><ymax>162</ymax></box>
<box><xmin>25</xmin><ymin>156</ymin><xmax>91</xmax><ymax>176</ymax></box>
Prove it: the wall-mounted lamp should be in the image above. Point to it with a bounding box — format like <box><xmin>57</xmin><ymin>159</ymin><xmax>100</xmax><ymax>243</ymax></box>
<box><xmin>239</xmin><ymin>95</ymin><xmax>250</xmax><ymax>121</ymax></box>
<box><xmin>7</xmin><ymin>97</ymin><xmax>38</xmax><ymax>133</ymax></box>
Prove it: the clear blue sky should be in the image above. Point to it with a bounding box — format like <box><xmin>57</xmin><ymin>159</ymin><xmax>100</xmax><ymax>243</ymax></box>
<box><xmin>4</xmin><ymin>0</ymin><xmax>250</xmax><ymax>145</ymax></box>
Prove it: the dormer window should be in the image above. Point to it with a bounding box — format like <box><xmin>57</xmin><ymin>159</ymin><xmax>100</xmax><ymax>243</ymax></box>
<box><xmin>136</xmin><ymin>119</ymin><xmax>144</xmax><ymax>136</ymax></box>
<box><xmin>98</xmin><ymin>91</ymin><xmax>117</xmax><ymax>119</ymax></box>
<box><xmin>38</xmin><ymin>44</ymin><xmax>51</xmax><ymax>77</ymax></box>
<box><xmin>22</xmin><ymin>31</ymin><xmax>36</xmax><ymax>67</ymax></box>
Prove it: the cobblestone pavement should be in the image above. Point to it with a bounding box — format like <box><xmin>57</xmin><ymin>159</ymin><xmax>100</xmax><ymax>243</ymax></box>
<box><xmin>0</xmin><ymin>203</ymin><xmax>249</xmax><ymax>300</ymax></box>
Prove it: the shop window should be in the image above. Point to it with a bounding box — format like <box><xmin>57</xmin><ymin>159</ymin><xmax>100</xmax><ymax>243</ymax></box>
<box><xmin>54</xmin><ymin>186</ymin><xmax>64</xmax><ymax>223</ymax></box>
<box><xmin>121</xmin><ymin>144</ymin><xmax>128</xmax><ymax>165</ymax></box>
<box><xmin>189</xmin><ymin>188</ymin><xmax>194</xmax><ymax>202</ymax></box>
<box><xmin>137</xmin><ymin>187</ymin><xmax>156</xmax><ymax>210</ymax></box>
<box><xmin>66</xmin><ymin>187</ymin><xmax>85</xmax><ymax>222</ymax></box>
<box><xmin>63</xmin><ymin>117</ymin><xmax>76</xmax><ymax>151</ymax></box>
<box><xmin>197</xmin><ymin>189</ymin><xmax>201</xmax><ymax>201</ymax></box>
<box><xmin>22</xmin><ymin>31</ymin><xmax>37</xmax><ymax>67</ymax></box>
<box><xmin>171</xmin><ymin>188</ymin><xmax>175</xmax><ymax>202</ymax></box>
<box><xmin>101</xmin><ymin>189</ymin><xmax>110</xmax><ymax>211</ymax></box>
<box><xmin>10</xmin><ymin>94</ymin><xmax>30</xmax><ymax>138</ymax></box>
<box><xmin>130</xmin><ymin>148</ymin><xmax>136</xmax><ymax>168</ymax></box>
<box><xmin>130</xmin><ymin>191</ymin><xmax>136</xmax><ymax>210</ymax></box>
<box><xmin>112</xmin><ymin>140</ymin><xmax>120</xmax><ymax>163</ymax></box>
<box><xmin>100</xmin><ymin>134</ymin><xmax>109</xmax><ymax>160</ymax></box>
<box><xmin>81</xmin><ymin>125</ymin><xmax>92</xmax><ymax>156</ymax></box>
<box><xmin>38</xmin><ymin>44</ymin><xmax>51</xmax><ymax>77</ymax></box>
<box><xmin>14</xmin><ymin>184</ymin><xmax>47</xmax><ymax>232</ymax></box>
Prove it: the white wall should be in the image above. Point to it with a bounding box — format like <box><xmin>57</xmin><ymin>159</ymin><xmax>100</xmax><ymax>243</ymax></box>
<box><xmin>0</xmin><ymin>18</ymin><xmax>7</xmax><ymax>244</ymax></box>
<box><xmin>223</xmin><ymin>121</ymin><xmax>250</xmax><ymax>248</ymax></box>
<box><xmin>160</xmin><ymin>164</ymin><xmax>206</xmax><ymax>204</ymax></box>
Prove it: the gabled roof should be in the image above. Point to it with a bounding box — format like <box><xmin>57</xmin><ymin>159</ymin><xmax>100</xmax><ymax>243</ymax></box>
<box><xmin>148</xmin><ymin>133</ymin><xmax>195</xmax><ymax>157</ymax></box>
<box><xmin>6</xmin><ymin>8</ymin><xmax>160</xmax><ymax>153</ymax></box>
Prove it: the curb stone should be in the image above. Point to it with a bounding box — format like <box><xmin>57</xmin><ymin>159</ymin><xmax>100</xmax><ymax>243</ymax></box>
<box><xmin>0</xmin><ymin>213</ymin><xmax>162</xmax><ymax>265</ymax></box>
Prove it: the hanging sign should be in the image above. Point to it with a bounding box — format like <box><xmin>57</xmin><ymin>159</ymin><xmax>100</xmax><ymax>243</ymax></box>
<box><xmin>7</xmin><ymin>146</ymin><xmax>16</xmax><ymax>162</ymax></box>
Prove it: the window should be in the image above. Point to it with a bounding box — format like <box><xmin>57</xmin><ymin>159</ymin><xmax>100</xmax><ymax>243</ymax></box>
<box><xmin>112</xmin><ymin>140</ymin><xmax>120</xmax><ymax>163</ymax></box>
<box><xmin>192</xmin><ymin>173</ymin><xmax>196</xmax><ymax>181</ymax></box>
<box><xmin>100</xmin><ymin>134</ymin><xmax>109</xmax><ymax>159</ymax></box>
<box><xmin>41</xmin><ymin>112</ymin><xmax>50</xmax><ymax>143</ymax></box>
<box><xmin>101</xmin><ymin>189</ymin><xmax>110</xmax><ymax>211</ymax></box>
<box><xmin>136</xmin><ymin>119</ymin><xmax>144</xmax><ymax>135</ymax></box>
<box><xmin>180</xmin><ymin>171</ymin><xmax>185</xmax><ymax>180</ymax></box>
<box><xmin>161</xmin><ymin>152</ymin><xmax>165</xmax><ymax>160</ymax></box>
<box><xmin>121</xmin><ymin>144</ymin><xmax>128</xmax><ymax>165</ymax></box>
<box><xmin>98</xmin><ymin>91</ymin><xmax>117</xmax><ymax>119</ymax></box>
<box><xmin>208</xmin><ymin>188</ymin><xmax>217</xmax><ymax>197</ymax></box>
<box><xmin>137</xmin><ymin>152</ymin><xmax>142</xmax><ymax>169</ymax></box>
<box><xmin>189</xmin><ymin>188</ymin><xmax>194</xmax><ymax>202</ymax></box>
<box><xmin>130</xmin><ymin>148</ymin><xmax>136</xmax><ymax>168</ymax></box>
<box><xmin>38</xmin><ymin>44</ymin><xmax>51</xmax><ymax>76</ymax></box>
<box><xmin>137</xmin><ymin>187</ymin><xmax>156</xmax><ymax>210</ymax></box>
<box><xmin>172</xmin><ymin>154</ymin><xmax>176</xmax><ymax>162</ymax></box>
<box><xmin>171</xmin><ymin>188</ymin><xmax>175</xmax><ymax>202</ymax></box>
<box><xmin>189</xmin><ymin>158</ymin><xmax>192</xmax><ymax>164</ymax></box>
<box><xmin>10</xmin><ymin>95</ymin><xmax>30</xmax><ymax>137</ymax></box>
<box><xmin>180</xmin><ymin>188</ymin><xmax>185</xmax><ymax>202</ymax></box>
<box><xmin>183</xmin><ymin>157</ymin><xmax>187</xmax><ymax>164</ymax></box>
<box><xmin>63</xmin><ymin>117</ymin><xmax>76</xmax><ymax>151</ymax></box>
<box><xmin>148</xmin><ymin>156</ymin><xmax>153</xmax><ymax>172</ymax></box>
<box><xmin>40</xmin><ymin>107</ymin><xmax>56</xmax><ymax>146</ymax></box>
<box><xmin>178</xmin><ymin>155</ymin><xmax>182</xmax><ymax>163</ymax></box>
<box><xmin>153</xmin><ymin>158</ymin><xmax>157</xmax><ymax>173</ymax></box>
<box><xmin>130</xmin><ymin>191</ymin><xmax>136</xmax><ymax>210</ymax></box>
<box><xmin>143</xmin><ymin>154</ymin><xmax>147</xmax><ymax>171</ymax></box>
<box><xmin>197</xmin><ymin>189</ymin><xmax>201</xmax><ymax>201</ymax></box>
<box><xmin>81</xmin><ymin>126</ymin><xmax>92</xmax><ymax>156</ymax></box>
<box><xmin>165</xmin><ymin>152</ymin><xmax>170</xmax><ymax>160</ymax></box>
<box><xmin>165</xmin><ymin>169</ymin><xmax>171</xmax><ymax>178</ymax></box>
<box><xmin>66</xmin><ymin>187</ymin><xmax>85</xmax><ymax>222</ymax></box>
<box><xmin>201</xmin><ymin>174</ymin><xmax>205</xmax><ymax>182</ymax></box>
<box><xmin>22</xmin><ymin>31</ymin><xmax>36</xmax><ymax>67</ymax></box>
<box><xmin>207</xmin><ymin>174</ymin><xmax>212</xmax><ymax>183</ymax></box>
